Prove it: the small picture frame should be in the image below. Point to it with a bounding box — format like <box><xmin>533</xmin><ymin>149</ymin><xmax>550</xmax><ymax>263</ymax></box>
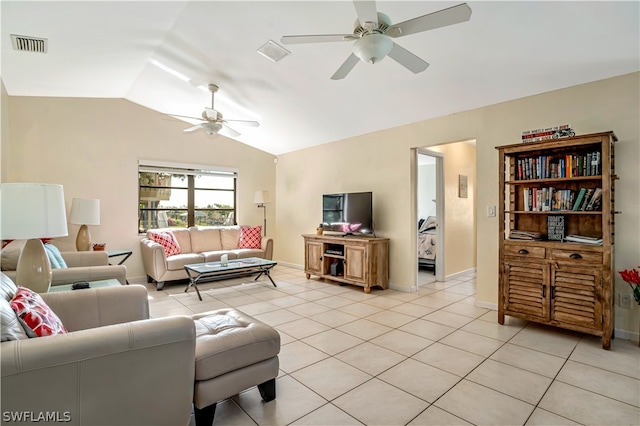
<box><xmin>458</xmin><ymin>175</ymin><xmax>468</xmax><ymax>198</ymax></box>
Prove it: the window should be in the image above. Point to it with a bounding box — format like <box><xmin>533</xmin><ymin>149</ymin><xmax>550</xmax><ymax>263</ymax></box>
<box><xmin>138</xmin><ymin>162</ymin><xmax>237</xmax><ymax>233</ymax></box>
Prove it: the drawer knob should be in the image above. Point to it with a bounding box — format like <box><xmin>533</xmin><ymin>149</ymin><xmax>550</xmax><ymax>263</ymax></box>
<box><xmin>518</xmin><ymin>249</ymin><xmax>529</xmax><ymax>255</ymax></box>
<box><xmin>570</xmin><ymin>253</ymin><xmax>582</xmax><ymax>259</ymax></box>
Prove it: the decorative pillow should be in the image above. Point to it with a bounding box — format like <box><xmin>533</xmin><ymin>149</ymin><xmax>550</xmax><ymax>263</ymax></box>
<box><xmin>149</xmin><ymin>231</ymin><xmax>182</xmax><ymax>257</ymax></box>
<box><xmin>0</xmin><ymin>239</ymin><xmax>26</xmax><ymax>271</ymax></box>
<box><xmin>44</xmin><ymin>244</ymin><xmax>67</xmax><ymax>269</ymax></box>
<box><xmin>10</xmin><ymin>286</ymin><xmax>68</xmax><ymax>337</ymax></box>
<box><xmin>419</xmin><ymin>216</ymin><xmax>437</xmax><ymax>233</ymax></box>
<box><xmin>238</xmin><ymin>226</ymin><xmax>262</xmax><ymax>249</ymax></box>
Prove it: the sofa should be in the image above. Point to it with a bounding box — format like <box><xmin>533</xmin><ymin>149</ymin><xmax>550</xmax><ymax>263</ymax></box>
<box><xmin>0</xmin><ymin>273</ymin><xmax>196</xmax><ymax>425</ymax></box>
<box><xmin>140</xmin><ymin>226</ymin><xmax>273</xmax><ymax>290</ymax></box>
<box><xmin>1</xmin><ymin>241</ymin><xmax>127</xmax><ymax>287</ymax></box>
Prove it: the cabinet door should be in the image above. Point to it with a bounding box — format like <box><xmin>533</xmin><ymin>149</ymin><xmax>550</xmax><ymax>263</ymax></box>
<box><xmin>551</xmin><ymin>264</ymin><xmax>602</xmax><ymax>330</ymax></box>
<box><xmin>503</xmin><ymin>259</ymin><xmax>549</xmax><ymax>320</ymax></box>
<box><xmin>344</xmin><ymin>245</ymin><xmax>366</xmax><ymax>283</ymax></box>
<box><xmin>305</xmin><ymin>241</ymin><xmax>323</xmax><ymax>275</ymax></box>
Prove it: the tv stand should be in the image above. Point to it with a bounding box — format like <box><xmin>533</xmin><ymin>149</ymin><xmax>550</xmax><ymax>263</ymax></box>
<box><xmin>303</xmin><ymin>234</ymin><xmax>389</xmax><ymax>293</ymax></box>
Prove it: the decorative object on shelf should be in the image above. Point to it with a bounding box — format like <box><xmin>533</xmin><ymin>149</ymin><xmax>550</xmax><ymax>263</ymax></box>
<box><xmin>316</xmin><ymin>224</ymin><xmax>323</xmax><ymax>235</ymax></box>
<box><xmin>547</xmin><ymin>215</ymin><xmax>566</xmax><ymax>241</ymax></box>
<box><xmin>0</xmin><ymin>183</ymin><xmax>69</xmax><ymax>293</ymax></box>
<box><xmin>618</xmin><ymin>267</ymin><xmax>640</xmax><ymax>305</ymax></box>
<box><xmin>521</xmin><ymin>124</ymin><xmax>574</xmax><ymax>143</ymax></box>
<box><xmin>254</xmin><ymin>190</ymin><xmax>270</xmax><ymax>236</ymax></box>
<box><xmin>458</xmin><ymin>175</ymin><xmax>468</xmax><ymax>198</ymax></box>
<box><xmin>69</xmin><ymin>198</ymin><xmax>100</xmax><ymax>251</ymax></box>
<box><xmin>92</xmin><ymin>243</ymin><xmax>106</xmax><ymax>251</ymax></box>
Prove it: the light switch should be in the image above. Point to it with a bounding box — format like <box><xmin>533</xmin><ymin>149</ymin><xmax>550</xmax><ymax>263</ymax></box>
<box><xmin>487</xmin><ymin>205</ymin><xmax>496</xmax><ymax>217</ymax></box>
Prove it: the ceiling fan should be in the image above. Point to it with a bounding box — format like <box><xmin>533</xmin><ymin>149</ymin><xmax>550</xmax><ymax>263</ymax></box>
<box><xmin>281</xmin><ymin>1</ymin><xmax>472</xmax><ymax>80</ymax></box>
<box><xmin>170</xmin><ymin>84</ymin><xmax>259</xmax><ymax>137</ymax></box>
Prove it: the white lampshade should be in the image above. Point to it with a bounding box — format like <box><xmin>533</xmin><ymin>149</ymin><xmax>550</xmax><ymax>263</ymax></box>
<box><xmin>0</xmin><ymin>183</ymin><xmax>68</xmax><ymax>293</ymax></box>
<box><xmin>69</xmin><ymin>198</ymin><xmax>100</xmax><ymax>225</ymax></box>
<box><xmin>0</xmin><ymin>183</ymin><xmax>68</xmax><ymax>239</ymax></box>
<box><xmin>253</xmin><ymin>190</ymin><xmax>270</xmax><ymax>205</ymax></box>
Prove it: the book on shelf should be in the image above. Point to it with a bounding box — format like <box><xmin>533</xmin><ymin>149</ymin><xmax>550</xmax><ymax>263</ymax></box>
<box><xmin>572</xmin><ymin>188</ymin><xmax>587</xmax><ymax>210</ymax></box>
<box><xmin>585</xmin><ymin>187</ymin><xmax>602</xmax><ymax>211</ymax></box>
<box><xmin>509</xmin><ymin>230</ymin><xmax>542</xmax><ymax>240</ymax></box>
<box><xmin>563</xmin><ymin>234</ymin><xmax>603</xmax><ymax>245</ymax></box>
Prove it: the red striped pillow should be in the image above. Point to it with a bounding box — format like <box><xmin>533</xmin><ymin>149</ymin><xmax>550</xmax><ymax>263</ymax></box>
<box><xmin>238</xmin><ymin>226</ymin><xmax>262</xmax><ymax>249</ymax></box>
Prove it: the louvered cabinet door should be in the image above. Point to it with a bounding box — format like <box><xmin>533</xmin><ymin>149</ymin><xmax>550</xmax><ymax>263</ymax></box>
<box><xmin>551</xmin><ymin>264</ymin><xmax>603</xmax><ymax>330</ymax></box>
<box><xmin>503</xmin><ymin>259</ymin><xmax>549</xmax><ymax>321</ymax></box>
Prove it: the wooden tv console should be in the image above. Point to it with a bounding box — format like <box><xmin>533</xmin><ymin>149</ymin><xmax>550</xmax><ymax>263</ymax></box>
<box><xmin>302</xmin><ymin>234</ymin><xmax>389</xmax><ymax>293</ymax></box>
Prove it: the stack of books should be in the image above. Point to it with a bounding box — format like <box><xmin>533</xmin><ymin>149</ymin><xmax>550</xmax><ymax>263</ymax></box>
<box><xmin>563</xmin><ymin>234</ymin><xmax>603</xmax><ymax>245</ymax></box>
<box><xmin>509</xmin><ymin>230</ymin><xmax>543</xmax><ymax>241</ymax></box>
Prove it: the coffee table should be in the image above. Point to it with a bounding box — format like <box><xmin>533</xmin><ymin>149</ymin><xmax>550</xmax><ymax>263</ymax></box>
<box><xmin>184</xmin><ymin>257</ymin><xmax>277</xmax><ymax>301</ymax></box>
<box><xmin>48</xmin><ymin>278</ymin><xmax>121</xmax><ymax>292</ymax></box>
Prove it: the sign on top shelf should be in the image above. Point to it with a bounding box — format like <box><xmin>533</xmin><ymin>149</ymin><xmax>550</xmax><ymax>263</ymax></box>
<box><xmin>522</xmin><ymin>124</ymin><xmax>574</xmax><ymax>143</ymax></box>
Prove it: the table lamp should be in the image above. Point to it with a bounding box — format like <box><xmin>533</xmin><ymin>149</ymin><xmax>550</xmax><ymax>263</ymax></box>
<box><xmin>253</xmin><ymin>190</ymin><xmax>270</xmax><ymax>236</ymax></box>
<box><xmin>69</xmin><ymin>198</ymin><xmax>100</xmax><ymax>251</ymax></box>
<box><xmin>0</xmin><ymin>183</ymin><xmax>68</xmax><ymax>293</ymax></box>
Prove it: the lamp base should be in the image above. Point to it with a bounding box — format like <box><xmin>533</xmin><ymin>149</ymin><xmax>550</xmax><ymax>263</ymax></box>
<box><xmin>76</xmin><ymin>224</ymin><xmax>92</xmax><ymax>251</ymax></box>
<box><xmin>16</xmin><ymin>239</ymin><xmax>52</xmax><ymax>293</ymax></box>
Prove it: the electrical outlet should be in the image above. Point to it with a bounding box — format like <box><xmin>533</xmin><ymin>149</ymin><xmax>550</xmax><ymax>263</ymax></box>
<box><xmin>620</xmin><ymin>293</ymin><xmax>632</xmax><ymax>309</ymax></box>
<box><xmin>487</xmin><ymin>205</ymin><xmax>496</xmax><ymax>217</ymax></box>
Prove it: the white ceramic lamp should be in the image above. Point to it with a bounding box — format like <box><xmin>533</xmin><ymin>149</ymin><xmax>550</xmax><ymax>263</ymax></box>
<box><xmin>69</xmin><ymin>198</ymin><xmax>100</xmax><ymax>251</ymax></box>
<box><xmin>253</xmin><ymin>190</ymin><xmax>270</xmax><ymax>236</ymax></box>
<box><xmin>0</xmin><ymin>183</ymin><xmax>69</xmax><ymax>293</ymax></box>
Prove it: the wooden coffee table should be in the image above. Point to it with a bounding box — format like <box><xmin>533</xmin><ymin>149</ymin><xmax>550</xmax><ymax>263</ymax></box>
<box><xmin>184</xmin><ymin>257</ymin><xmax>277</xmax><ymax>301</ymax></box>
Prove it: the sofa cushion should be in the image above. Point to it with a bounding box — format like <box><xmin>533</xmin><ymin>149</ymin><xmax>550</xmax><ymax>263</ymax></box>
<box><xmin>190</xmin><ymin>227</ymin><xmax>223</xmax><ymax>253</ymax></box>
<box><xmin>166</xmin><ymin>253</ymin><xmax>206</xmax><ymax>271</ymax></box>
<box><xmin>1</xmin><ymin>239</ymin><xmax>26</xmax><ymax>271</ymax></box>
<box><xmin>10</xmin><ymin>286</ymin><xmax>68</xmax><ymax>337</ymax></box>
<box><xmin>220</xmin><ymin>227</ymin><xmax>240</xmax><ymax>250</ymax></box>
<box><xmin>149</xmin><ymin>231</ymin><xmax>182</xmax><ymax>257</ymax></box>
<box><xmin>238</xmin><ymin>225</ymin><xmax>262</xmax><ymax>249</ymax></box>
<box><xmin>229</xmin><ymin>249</ymin><xmax>264</xmax><ymax>259</ymax></box>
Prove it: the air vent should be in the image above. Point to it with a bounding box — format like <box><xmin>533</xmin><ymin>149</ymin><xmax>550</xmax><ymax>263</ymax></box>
<box><xmin>11</xmin><ymin>34</ymin><xmax>48</xmax><ymax>53</ymax></box>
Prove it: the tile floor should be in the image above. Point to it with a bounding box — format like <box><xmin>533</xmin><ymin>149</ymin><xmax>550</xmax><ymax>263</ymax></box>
<box><xmin>136</xmin><ymin>266</ymin><xmax>640</xmax><ymax>426</ymax></box>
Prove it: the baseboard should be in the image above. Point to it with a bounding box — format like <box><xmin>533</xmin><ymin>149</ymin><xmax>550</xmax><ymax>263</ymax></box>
<box><xmin>389</xmin><ymin>282</ymin><xmax>417</xmax><ymax>293</ymax></box>
<box><xmin>445</xmin><ymin>267</ymin><xmax>477</xmax><ymax>281</ymax></box>
<box><xmin>475</xmin><ymin>300</ymin><xmax>498</xmax><ymax>310</ymax></box>
<box><xmin>276</xmin><ymin>261</ymin><xmax>303</xmax><ymax>270</ymax></box>
<box><xmin>614</xmin><ymin>327</ymin><xmax>640</xmax><ymax>343</ymax></box>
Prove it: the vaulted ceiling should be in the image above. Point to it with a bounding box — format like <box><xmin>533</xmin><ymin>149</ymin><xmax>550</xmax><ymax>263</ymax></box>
<box><xmin>2</xmin><ymin>1</ymin><xmax>638</xmax><ymax>155</ymax></box>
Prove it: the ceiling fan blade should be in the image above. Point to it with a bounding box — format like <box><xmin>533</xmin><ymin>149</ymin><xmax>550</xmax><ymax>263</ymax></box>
<box><xmin>281</xmin><ymin>34</ymin><xmax>356</xmax><ymax>45</ymax></box>
<box><xmin>387</xmin><ymin>43</ymin><xmax>429</xmax><ymax>74</ymax></box>
<box><xmin>353</xmin><ymin>1</ymin><xmax>378</xmax><ymax>27</ymax></box>
<box><xmin>204</xmin><ymin>107</ymin><xmax>218</xmax><ymax>120</ymax></box>
<box><xmin>219</xmin><ymin>124</ymin><xmax>241</xmax><ymax>138</ymax></box>
<box><xmin>184</xmin><ymin>124</ymin><xmax>202</xmax><ymax>133</ymax></box>
<box><xmin>225</xmin><ymin>119</ymin><xmax>260</xmax><ymax>127</ymax></box>
<box><xmin>331</xmin><ymin>53</ymin><xmax>360</xmax><ymax>80</ymax></box>
<box><xmin>387</xmin><ymin>3</ymin><xmax>472</xmax><ymax>38</ymax></box>
<box><xmin>170</xmin><ymin>114</ymin><xmax>205</xmax><ymax>122</ymax></box>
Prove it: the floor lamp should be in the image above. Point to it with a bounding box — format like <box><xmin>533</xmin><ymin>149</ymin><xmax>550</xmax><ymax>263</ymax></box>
<box><xmin>69</xmin><ymin>198</ymin><xmax>100</xmax><ymax>251</ymax></box>
<box><xmin>0</xmin><ymin>183</ymin><xmax>69</xmax><ymax>293</ymax></box>
<box><xmin>253</xmin><ymin>190</ymin><xmax>270</xmax><ymax>236</ymax></box>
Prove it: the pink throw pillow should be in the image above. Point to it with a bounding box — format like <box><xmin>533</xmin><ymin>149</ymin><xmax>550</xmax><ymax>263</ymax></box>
<box><xmin>10</xmin><ymin>287</ymin><xmax>67</xmax><ymax>337</ymax></box>
<box><xmin>238</xmin><ymin>226</ymin><xmax>262</xmax><ymax>249</ymax></box>
<box><xmin>149</xmin><ymin>231</ymin><xmax>181</xmax><ymax>257</ymax></box>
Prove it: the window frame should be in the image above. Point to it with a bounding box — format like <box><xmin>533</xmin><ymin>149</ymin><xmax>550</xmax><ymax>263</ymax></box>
<box><xmin>138</xmin><ymin>161</ymin><xmax>238</xmax><ymax>233</ymax></box>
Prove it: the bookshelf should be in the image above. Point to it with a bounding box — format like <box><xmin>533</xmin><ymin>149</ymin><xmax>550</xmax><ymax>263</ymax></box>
<box><xmin>496</xmin><ymin>131</ymin><xmax>617</xmax><ymax>349</ymax></box>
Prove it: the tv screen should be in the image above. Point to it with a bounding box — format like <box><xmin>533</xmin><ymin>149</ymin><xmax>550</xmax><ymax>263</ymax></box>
<box><xmin>322</xmin><ymin>192</ymin><xmax>373</xmax><ymax>235</ymax></box>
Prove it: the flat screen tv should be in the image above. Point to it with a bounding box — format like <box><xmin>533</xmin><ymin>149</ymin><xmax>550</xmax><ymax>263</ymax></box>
<box><xmin>322</xmin><ymin>192</ymin><xmax>373</xmax><ymax>235</ymax></box>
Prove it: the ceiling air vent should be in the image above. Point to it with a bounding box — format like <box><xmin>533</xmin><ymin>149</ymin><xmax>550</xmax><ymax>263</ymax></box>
<box><xmin>11</xmin><ymin>34</ymin><xmax>48</xmax><ymax>53</ymax></box>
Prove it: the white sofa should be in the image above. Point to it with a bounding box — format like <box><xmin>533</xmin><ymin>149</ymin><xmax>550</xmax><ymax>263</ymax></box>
<box><xmin>140</xmin><ymin>226</ymin><xmax>273</xmax><ymax>290</ymax></box>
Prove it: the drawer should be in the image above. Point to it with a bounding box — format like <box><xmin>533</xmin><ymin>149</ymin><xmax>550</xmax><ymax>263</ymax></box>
<box><xmin>551</xmin><ymin>249</ymin><xmax>602</xmax><ymax>263</ymax></box>
<box><xmin>504</xmin><ymin>244</ymin><xmax>546</xmax><ymax>259</ymax></box>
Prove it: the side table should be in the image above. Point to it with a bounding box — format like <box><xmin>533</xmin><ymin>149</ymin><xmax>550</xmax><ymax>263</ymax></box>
<box><xmin>106</xmin><ymin>250</ymin><xmax>132</xmax><ymax>284</ymax></box>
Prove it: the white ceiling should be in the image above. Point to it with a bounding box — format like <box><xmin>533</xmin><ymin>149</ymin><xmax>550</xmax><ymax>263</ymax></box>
<box><xmin>2</xmin><ymin>1</ymin><xmax>638</xmax><ymax>155</ymax></box>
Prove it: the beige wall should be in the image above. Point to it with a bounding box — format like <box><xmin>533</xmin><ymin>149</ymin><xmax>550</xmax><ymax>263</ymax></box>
<box><xmin>3</xmin><ymin>96</ymin><xmax>276</xmax><ymax>279</ymax></box>
<box><xmin>276</xmin><ymin>72</ymin><xmax>639</xmax><ymax>337</ymax></box>
<box><xmin>427</xmin><ymin>142</ymin><xmax>477</xmax><ymax>276</ymax></box>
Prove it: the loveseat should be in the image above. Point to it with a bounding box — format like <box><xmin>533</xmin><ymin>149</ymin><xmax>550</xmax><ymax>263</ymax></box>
<box><xmin>1</xmin><ymin>241</ymin><xmax>127</xmax><ymax>287</ymax></box>
<box><xmin>0</xmin><ymin>273</ymin><xmax>196</xmax><ymax>425</ymax></box>
<box><xmin>140</xmin><ymin>226</ymin><xmax>273</xmax><ymax>290</ymax></box>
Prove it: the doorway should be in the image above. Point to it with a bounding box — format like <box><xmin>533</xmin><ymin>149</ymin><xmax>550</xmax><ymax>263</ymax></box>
<box><xmin>416</xmin><ymin>150</ymin><xmax>445</xmax><ymax>286</ymax></box>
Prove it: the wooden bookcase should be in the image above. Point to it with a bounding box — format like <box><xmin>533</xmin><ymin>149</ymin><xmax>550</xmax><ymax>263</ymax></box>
<box><xmin>302</xmin><ymin>234</ymin><xmax>389</xmax><ymax>293</ymax></box>
<box><xmin>496</xmin><ymin>132</ymin><xmax>617</xmax><ymax>349</ymax></box>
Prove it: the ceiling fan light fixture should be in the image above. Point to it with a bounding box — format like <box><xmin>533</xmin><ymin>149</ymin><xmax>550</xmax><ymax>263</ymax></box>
<box><xmin>202</xmin><ymin>122</ymin><xmax>223</xmax><ymax>135</ymax></box>
<box><xmin>353</xmin><ymin>34</ymin><xmax>392</xmax><ymax>64</ymax></box>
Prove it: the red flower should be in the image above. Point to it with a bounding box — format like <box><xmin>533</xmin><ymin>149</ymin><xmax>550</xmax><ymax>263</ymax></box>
<box><xmin>619</xmin><ymin>266</ymin><xmax>640</xmax><ymax>305</ymax></box>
